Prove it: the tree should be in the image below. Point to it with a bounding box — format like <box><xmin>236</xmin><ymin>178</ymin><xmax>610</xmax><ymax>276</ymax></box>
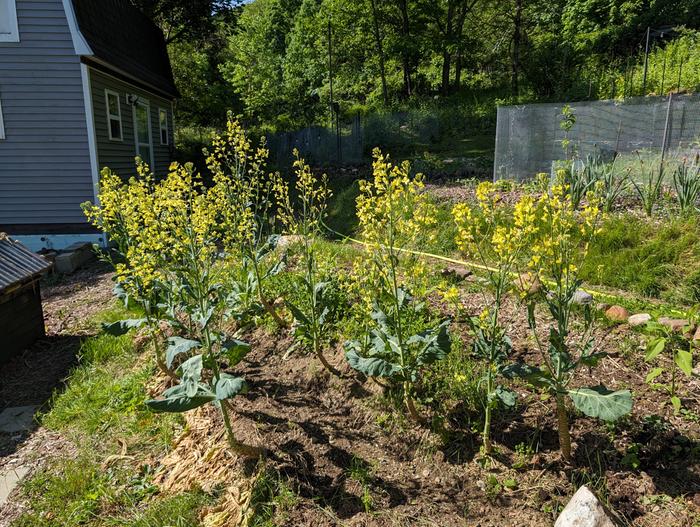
<box><xmin>131</xmin><ymin>0</ymin><xmax>238</xmax><ymax>44</ymax></box>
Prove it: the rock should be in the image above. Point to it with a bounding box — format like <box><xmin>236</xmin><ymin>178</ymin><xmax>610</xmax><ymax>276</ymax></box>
<box><xmin>517</xmin><ymin>273</ymin><xmax>542</xmax><ymax>296</ymax></box>
<box><xmin>694</xmin><ymin>326</ymin><xmax>700</xmax><ymax>342</ymax></box>
<box><xmin>605</xmin><ymin>305</ymin><xmax>630</xmax><ymax>323</ymax></box>
<box><xmin>658</xmin><ymin>317</ymin><xmax>694</xmax><ymax>334</ymax></box>
<box><xmin>572</xmin><ymin>290</ymin><xmax>594</xmax><ymax>305</ymax></box>
<box><xmin>0</xmin><ymin>406</ymin><xmax>38</xmax><ymax>433</ymax></box>
<box><xmin>54</xmin><ymin>243</ymin><xmax>94</xmax><ymax>274</ymax></box>
<box><xmin>277</xmin><ymin>235</ymin><xmax>306</xmax><ymax>249</ymax></box>
<box><xmin>596</xmin><ymin>303</ymin><xmax>611</xmax><ymax>312</ymax></box>
<box><xmin>628</xmin><ymin>313</ymin><xmax>652</xmax><ymax>327</ymax></box>
<box><xmin>441</xmin><ymin>265</ymin><xmax>472</xmax><ymax>281</ymax></box>
<box><xmin>555</xmin><ymin>485</ymin><xmax>616</xmax><ymax>527</ymax></box>
<box><xmin>0</xmin><ymin>466</ymin><xmax>30</xmax><ymax>507</ymax></box>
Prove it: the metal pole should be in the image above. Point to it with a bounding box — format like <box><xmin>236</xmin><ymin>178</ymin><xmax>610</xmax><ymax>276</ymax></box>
<box><xmin>642</xmin><ymin>26</ymin><xmax>651</xmax><ymax>95</ymax></box>
<box><xmin>660</xmin><ymin>92</ymin><xmax>673</xmax><ymax>168</ymax></box>
<box><xmin>328</xmin><ymin>19</ymin><xmax>333</xmax><ymax>129</ymax></box>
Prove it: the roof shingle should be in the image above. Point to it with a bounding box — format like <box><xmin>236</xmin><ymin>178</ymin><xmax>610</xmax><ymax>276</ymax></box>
<box><xmin>71</xmin><ymin>0</ymin><xmax>179</xmax><ymax>98</ymax></box>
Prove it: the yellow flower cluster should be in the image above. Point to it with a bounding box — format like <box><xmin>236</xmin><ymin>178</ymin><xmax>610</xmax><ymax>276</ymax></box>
<box><xmin>278</xmin><ymin>150</ymin><xmax>332</xmax><ymax>237</ymax></box>
<box><xmin>529</xmin><ymin>184</ymin><xmax>603</xmax><ymax>288</ymax></box>
<box><xmin>453</xmin><ymin>182</ymin><xmax>533</xmax><ymax>270</ymax></box>
<box><xmin>356</xmin><ymin>148</ymin><xmax>436</xmax><ymax>248</ymax></box>
<box><xmin>452</xmin><ymin>180</ymin><xmax>603</xmax><ymax>300</ymax></box>
<box><xmin>205</xmin><ymin>117</ymin><xmax>287</xmax><ymax>252</ymax></box>
<box><xmin>83</xmin><ymin>159</ymin><xmax>223</xmax><ymax>300</ymax></box>
<box><xmin>352</xmin><ymin>149</ymin><xmax>437</xmax><ymax>308</ymax></box>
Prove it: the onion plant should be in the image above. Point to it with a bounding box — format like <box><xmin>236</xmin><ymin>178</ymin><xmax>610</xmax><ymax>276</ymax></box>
<box><xmin>631</xmin><ymin>156</ymin><xmax>665</xmax><ymax>217</ymax></box>
<box><xmin>672</xmin><ymin>159</ymin><xmax>700</xmax><ymax>214</ymax></box>
<box><xmin>344</xmin><ymin>149</ymin><xmax>451</xmax><ymax>422</ymax></box>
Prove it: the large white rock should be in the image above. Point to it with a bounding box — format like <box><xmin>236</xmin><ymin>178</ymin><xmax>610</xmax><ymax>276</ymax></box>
<box><xmin>555</xmin><ymin>486</ymin><xmax>615</xmax><ymax>527</ymax></box>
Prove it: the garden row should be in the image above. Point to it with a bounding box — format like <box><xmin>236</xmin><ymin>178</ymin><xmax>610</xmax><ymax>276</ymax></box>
<box><xmin>83</xmin><ymin>117</ymin><xmax>696</xmax><ymax>466</ymax></box>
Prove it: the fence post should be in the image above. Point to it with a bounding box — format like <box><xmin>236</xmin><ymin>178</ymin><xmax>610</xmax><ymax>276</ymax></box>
<box><xmin>660</xmin><ymin>92</ymin><xmax>673</xmax><ymax>167</ymax></box>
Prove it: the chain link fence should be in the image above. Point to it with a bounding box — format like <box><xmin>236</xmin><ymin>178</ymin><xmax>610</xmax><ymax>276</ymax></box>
<box><xmin>494</xmin><ymin>94</ymin><xmax>700</xmax><ymax>181</ymax></box>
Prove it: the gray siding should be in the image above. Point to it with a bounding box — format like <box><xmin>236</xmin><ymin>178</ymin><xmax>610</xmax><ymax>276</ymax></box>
<box><xmin>90</xmin><ymin>68</ymin><xmax>174</xmax><ymax>177</ymax></box>
<box><xmin>0</xmin><ymin>0</ymin><xmax>93</xmax><ymax>225</ymax></box>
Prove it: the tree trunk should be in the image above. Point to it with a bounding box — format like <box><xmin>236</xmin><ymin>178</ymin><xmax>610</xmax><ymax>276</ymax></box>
<box><xmin>369</xmin><ymin>0</ymin><xmax>389</xmax><ymax>105</ymax></box>
<box><xmin>399</xmin><ymin>0</ymin><xmax>412</xmax><ymax>97</ymax></box>
<box><xmin>441</xmin><ymin>50</ymin><xmax>452</xmax><ymax>95</ymax></box>
<box><xmin>511</xmin><ymin>0</ymin><xmax>522</xmax><ymax>96</ymax></box>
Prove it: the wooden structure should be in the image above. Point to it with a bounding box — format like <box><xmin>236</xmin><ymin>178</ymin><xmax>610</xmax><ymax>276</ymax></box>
<box><xmin>0</xmin><ymin>234</ymin><xmax>52</xmax><ymax>361</ymax></box>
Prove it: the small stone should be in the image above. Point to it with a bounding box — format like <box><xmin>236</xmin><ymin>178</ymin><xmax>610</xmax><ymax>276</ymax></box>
<box><xmin>572</xmin><ymin>290</ymin><xmax>594</xmax><ymax>305</ymax></box>
<box><xmin>554</xmin><ymin>485</ymin><xmax>615</xmax><ymax>527</ymax></box>
<box><xmin>694</xmin><ymin>326</ymin><xmax>700</xmax><ymax>342</ymax></box>
<box><xmin>596</xmin><ymin>303</ymin><xmax>611</xmax><ymax>312</ymax></box>
<box><xmin>0</xmin><ymin>406</ymin><xmax>37</xmax><ymax>434</ymax></box>
<box><xmin>658</xmin><ymin>317</ymin><xmax>692</xmax><ymax>333</ymax></box>
<box><xmin>422</xmin><ymin>468</ymin><xmax>430</xmax><ymax>478</ymax></box>
<box><xmin>441</xmin><ymin>265</ymin><xmax>472</xmax><ymax>281</ymax></box>
<box><xmin>0</xmin><ymin>466</ymin><xmax>30</xmax><ymax>506</ymax></box>
<box><xmin>628</xmin><ymin>313</ymin><xmax>652</xmax><ymax>327</ymax></box>
<box><xmin>605</xmin><ymin>305</ymin><xmax>630</xmax><ymax>323</ymax></box>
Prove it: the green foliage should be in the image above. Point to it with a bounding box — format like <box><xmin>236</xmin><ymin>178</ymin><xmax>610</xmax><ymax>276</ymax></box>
<box><xmin>345</xmin><ymin>298</ymin><xmax>451</xmax><ymax>381</ymax></box>
<box><xmin>672</xmin><ymin>159</ymin><xmax>700</xmax><ymax>214</ymax></box>
<box><xmin>631</xmin><ymin>158</ymin><xmax>665</xmax><ymax>217</ymax></box>
<box><xmin>581</xmin><ymin>214</ymin><xmax>700</xmax><ymax>303</ymax></box>
<box><xmin>642</xmin><ymin>318</ymin><xmax>696</xmax><ymax>414</ymax></box>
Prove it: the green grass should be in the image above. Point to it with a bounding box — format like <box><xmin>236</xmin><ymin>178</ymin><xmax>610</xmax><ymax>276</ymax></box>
<box><xmin>581</xmin><ymin>214</ymin><xmax>700</xmax><ymax>305</ymax></box>
<box><xmin>249</xmin><ymin>467</ymin><xmax>300</xmax><ymax>527</ymax></box>
<box><xmin>12</xmin><ymin>305</ymin><xmax>208</xmax><ymax>527</ymax></box>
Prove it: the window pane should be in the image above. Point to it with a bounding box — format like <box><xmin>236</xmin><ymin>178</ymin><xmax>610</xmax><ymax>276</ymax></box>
<box><xmin>109</xmin><ymin>118</ymin><xmax>121</xmax><ymax>139</ymax></box>
<box><xmin>135</xmin><ymin>104</ymin><xmax>149</xmax><ymax>143</ymax></box>
<box><xmin>107</xmin><ymin>93</ymin><xmax>119</xmax><ymax>116</ymax></box>
<box><xmin>138</xmin><ymin>145</ymin><xmax>152</xmax><ymax>164</ymax></box>
<box><xmin>159</xmin><ymin>109</ymin><xmax>167</xmax><ymax>128</ymax></box>
<box><xmin>161</xmin><ymin>128</ymin><xmax>168</xmax><ymax>144</ymax></box>
<box><xmin>0</xmin><ymin>1</ymin><xmax>13</xmax><ymax>35</ymax></box>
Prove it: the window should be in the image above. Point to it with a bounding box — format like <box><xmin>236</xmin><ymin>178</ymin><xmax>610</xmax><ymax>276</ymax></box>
<box><xmin>105</xmin><ymin>90</ymin><xmax>122</xmax><ymax>141</ymax></box>
<box><xmin>158</xmin><ymin>108</ymin><xmax>168</xmax><ymax>145</ymax></box>
<box><xmin>0</xmin><ymin>0</ymin><xmax>19</xmax><ymax>43</ymax></box>
<box><xmin>133</xmin><ymin>100</ymin><xmax>153</xmax><ymax>167</ymax></box>
<box><xmin>0</xmin><ymin>96</ymin><xmax>5</xmax><ymax>140</ymax></box>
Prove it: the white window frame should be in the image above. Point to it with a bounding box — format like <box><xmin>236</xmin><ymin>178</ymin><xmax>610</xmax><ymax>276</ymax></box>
<box><xmin>158</xmin><ymin>108</ymin><xmax>169</xmax><ymax>145</ymax></box>
<box><xmin>0</xmin><ymin>96</ymin><xmax>5</xmax><ymax>140</ymax></box>
<box><xmin>104</xmin><ymin>89</ymin><xmax>123</xmax><ymax>141</ymax></box>
<box><xmin>132</xmin><ymin>99</ymin><xmax>154</xmax><ymax>168</ymax></box>
<box><xmin>0</xmin><ymin>0</ymin><xmax>20</xmax><ymax>43</ymax></box>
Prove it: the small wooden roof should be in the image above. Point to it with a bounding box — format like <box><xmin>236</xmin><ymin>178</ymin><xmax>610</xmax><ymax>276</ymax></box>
<box><xmin>0</xmin><ymin>234</ymin><xmax>52</xmax><ymax>294</ymax></box>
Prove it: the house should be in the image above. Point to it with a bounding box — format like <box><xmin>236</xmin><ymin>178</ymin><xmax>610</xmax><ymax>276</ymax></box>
<box><xmin>0</xmin><ymin>0</ymin><xmax>179</xmax><ymax>251</ymax></box>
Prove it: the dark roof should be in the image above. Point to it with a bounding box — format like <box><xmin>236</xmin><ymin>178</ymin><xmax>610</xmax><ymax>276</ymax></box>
<box><xmin>0</xmin><ymin>234</ymin><xmax>52</xmax><ymax>294</ymax></box>
<box><xmin>71</xmin><ymin>0</ymin><xmax>179</xmax><ymax>98</ymax></box>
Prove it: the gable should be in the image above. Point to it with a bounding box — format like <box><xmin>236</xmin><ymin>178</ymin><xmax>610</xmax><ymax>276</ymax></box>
<box><xmin>70</xmin><ymin>0</ymin><xmax>178</xmax><ymax>99</ymax></box>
